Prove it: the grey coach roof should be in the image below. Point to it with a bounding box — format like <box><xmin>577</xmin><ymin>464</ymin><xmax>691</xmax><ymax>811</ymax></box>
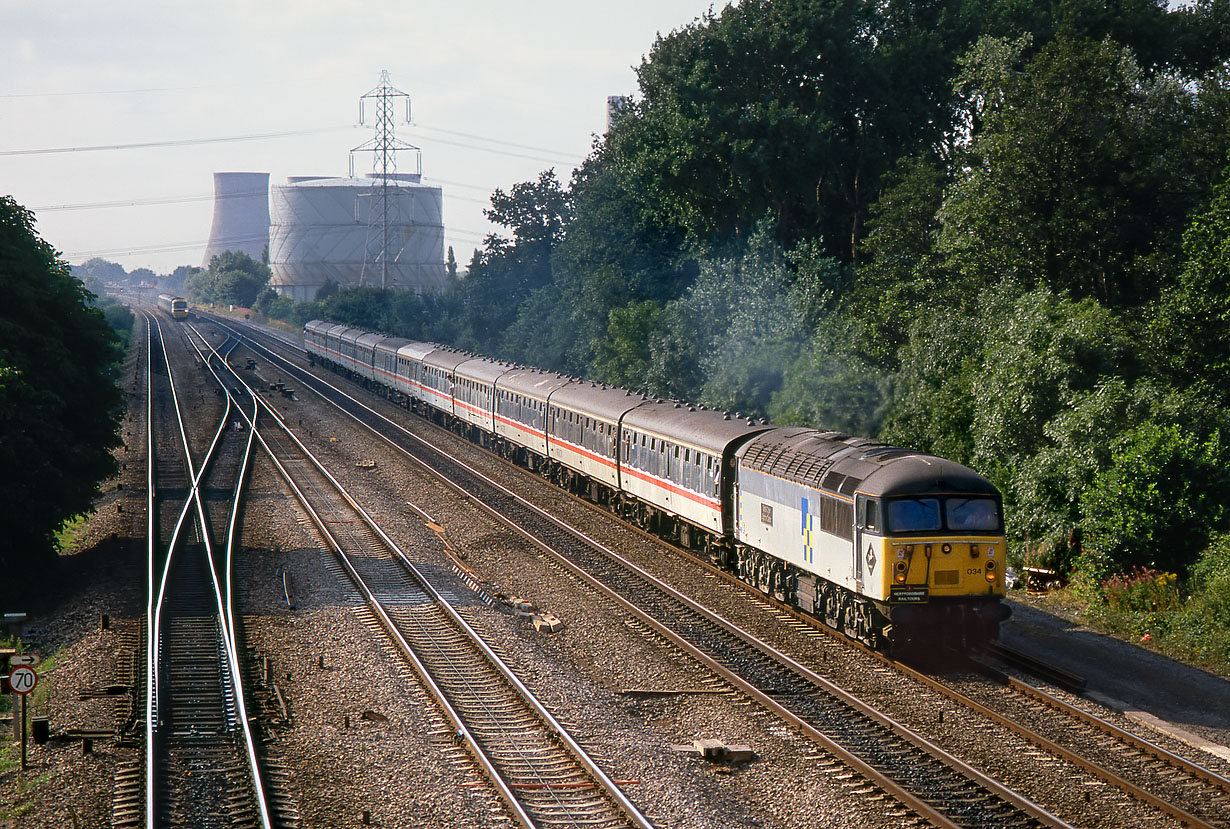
<box><xmin>456</xmin><ymin>356</ymin><xmax>513</xmax><ymax>385</ymax></box>
<box><xmin>424</xmin><ymin>348</ymin><xmax>474</xmax><ymax>373</ymax></box>
<box><xmin>549</xmin><ymin>381</ymin><xmax>647</xmax><ymax>423</ymax></box>
<box><xmin>497</xmin><ymin>367</ymin><xmax>571</xmax><ymax>402</ymax></box>
<box><xmin>622</xmin><ymin>402</ymin><xmax>772</xmax><ymax>455</ymax></box>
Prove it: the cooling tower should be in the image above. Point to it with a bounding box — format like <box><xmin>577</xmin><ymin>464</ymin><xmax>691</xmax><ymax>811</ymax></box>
<box><xmin>268</xmin><ymin>174</ymin><xmax>447</xmax><ymax>302</ymax></box>
<box><xmin>202</xmin><ymin>172</ymin><xmax>271</xmax><ymax>267</ymax></box>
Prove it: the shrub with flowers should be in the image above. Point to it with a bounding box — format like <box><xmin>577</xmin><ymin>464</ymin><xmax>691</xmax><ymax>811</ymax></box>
<box><xmin>1101</xmin><ymin>567</ymin><xmax>1182</xmax><ymax>614</ymax></box>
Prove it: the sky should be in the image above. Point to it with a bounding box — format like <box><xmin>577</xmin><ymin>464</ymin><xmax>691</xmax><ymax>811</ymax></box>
<box><xmin>0</xmin><ymin>0</ymin><xmax>713</xmax><ymax>275</ymax></box>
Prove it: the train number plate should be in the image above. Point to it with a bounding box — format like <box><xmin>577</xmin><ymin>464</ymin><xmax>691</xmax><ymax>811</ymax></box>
<box><xmin>889</xmin><ymin>587</ymin><xmax>929</xmax><ymax>603</ymax></box>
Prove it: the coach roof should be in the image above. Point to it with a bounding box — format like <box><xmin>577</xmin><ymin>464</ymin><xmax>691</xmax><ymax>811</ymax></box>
<box><xmin>623</xmin><ymin>402</ymin><xmax>772</xmax><ymax>455</ymax></box>
<box><xmin>549</xmin><ymin>381</ymin><xmax>646</xmax><ymax>423</ymax></box>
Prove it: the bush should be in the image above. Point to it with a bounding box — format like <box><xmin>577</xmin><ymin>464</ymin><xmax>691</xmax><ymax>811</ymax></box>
<box><xmin>1165</xmin><ymin>535</ymin><xmax>1230</xmax><ymax>670</ymax></box>
<box><xmin>1080</xmin><ymin>422</ymin><xmax>1230</xmax><ymax>579</ymax></box>
<box><xmin>1101</xmin><ymin>567</ymin><xmax>1182</xmax><ymax>613</ymax></box>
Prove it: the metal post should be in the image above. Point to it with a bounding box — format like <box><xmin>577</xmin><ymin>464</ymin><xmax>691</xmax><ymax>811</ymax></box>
<box><xmin>20</xmin><ymin>693</ymin><xmax>27</xmax><ymax>770</ymax></box>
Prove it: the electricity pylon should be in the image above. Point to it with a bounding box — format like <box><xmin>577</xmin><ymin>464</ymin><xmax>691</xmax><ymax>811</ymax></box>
<box><xmin>350</xmin><ymin>70</ymin><xmax>419</xmax><ymax>289</ymax></box>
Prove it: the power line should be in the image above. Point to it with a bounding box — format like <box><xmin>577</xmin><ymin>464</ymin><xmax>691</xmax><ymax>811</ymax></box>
<box><xmin>33</xmin><ymin>191</ymin><xmax>261</xmax><ymax>212</ymax></box>
<box><xmin>407</xmin><ymin>131</ymin><xmax>580</xmax><ymax>165</ymax></box>
<box><xmin>0</xmin><ymin>79</ymin><xmax>298</xmax><ymax>99</ymax></box>
<box><xmin>411</xmin><ymin>123</ymin><xmax>585</xmax><ymax>161</ymax></box>
<box><xmin>63</xmin><ymin>226</ymin><xmax>493</xmax><ymax>263</ymax></box>
<box><xmin>32</xmin><ymin>185</ymin><xmax>493</xmax><ymax>213</ymax></box>
<box><xmin>0</xmin><ymin>125</ymin><xmax>352</xmax><ymax>156</ymax></box>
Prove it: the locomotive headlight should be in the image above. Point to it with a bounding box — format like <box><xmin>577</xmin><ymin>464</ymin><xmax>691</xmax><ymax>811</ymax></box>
<box><xmin>895</xmin><ymin>559</ymin><xmax>908</xmax><ymax>582</ymax></box>
<box><xmin>941</xmin><ymin>543</ymin><xmax>952</xmax><ymax>555</ymax></box>
<box><xmin>924</xmin><ymin>544</ymin><xmax>932</xmax><ymax>557</ymax></box>
<box><xmin>906</xmin><ymin>544</ymin><xmax>915</xmax><ymax>555</ymax></box>
<box><xmin>985</xmin><ymin>559</ymin><xmax>997</xmax><ymax>581</ymax></box>
<box><xmin>970</xmin><ymin>543</ymin><xmax>980</xmax><ymax>558</ymax></box>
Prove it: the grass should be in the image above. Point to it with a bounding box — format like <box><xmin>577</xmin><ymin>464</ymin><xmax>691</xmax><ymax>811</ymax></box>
<box><xmin>54</xmin><ymin>513</ymin><xmax>91</xmax><ymax>552</ymax></box>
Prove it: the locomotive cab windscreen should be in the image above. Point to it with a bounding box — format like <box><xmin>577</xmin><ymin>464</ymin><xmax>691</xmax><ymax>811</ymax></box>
<box><xmin>882</xmin><ymin>496</ymin><xmax>1002</xmax><ymax>535</ymax></box>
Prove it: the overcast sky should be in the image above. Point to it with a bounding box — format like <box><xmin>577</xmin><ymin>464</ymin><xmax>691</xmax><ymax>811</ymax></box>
<box><xmin>1</xmin><ymin>1</ymin><xmax>711</xmax><ymax>274</ymax></box>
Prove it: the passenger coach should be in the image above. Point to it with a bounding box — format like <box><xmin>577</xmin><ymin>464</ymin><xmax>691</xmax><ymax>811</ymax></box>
<box><xmin>546</xmin><ymin>382</ymin><xmax>645</xmax><ymax>501</ymax></box>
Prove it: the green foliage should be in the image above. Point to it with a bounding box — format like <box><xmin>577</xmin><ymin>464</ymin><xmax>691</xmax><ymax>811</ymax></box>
<box><xmin>1080</xmin><ymin>422</ymin><xmax>1230</xmax><ymax>578</ymax></box>
<box><xmin>1150</xmin><ymin>164</ymin><xmax>1230</xmax><ymax>402</ymax></box>
<box><xmin>849</xmin><ymin>154</ymin><xmax>951</xmax><ymax>368</ymax></box>
<box><xmin>98</xmin><ymin>296</ymin><xmax>136</xmax><ymax>349</ymax></box>
<box><xmin>1100</xmin><ymin>568</ymin><xmax>1182</xmax><ymax>614</ymax></box>
<box><xmin>72</xmin><ymin>257</ymin><xmax>127</xmax><ymax>285</ymax></box>
<box><xmin>185</xmin><ymin>250</ymin><xmax>271</xmax><ymax>308</ymax></box>
<box><xmin>939</xmin><ymin>35</ymin><xmax>1195</xmax><ymax>307</ymax></box>
<box><xmin>770</xmin><ymin>317</ymin><xmax>890</xmax><ymax>436</ymax></box>
<box><xmin>0</xmin><ymin>197</ymin><xmax>125</xmax><ymax>601</ymax></box>
<box><xmin>632</xmin><ymin>218</ymin><xmax>816</xmax><ymax>415</ymax></box>
<box><xmin>1076</xmin><ymin>535</ymin><xmax>1230</xmax><ymax>673</ymax></box>
<box><xmin>252</xmin><ymin>287</ymin><xmax>295</xmax><ymax>321</ymax></box>
<box><xmin>615</xmin><ymin>0</ymin><xmax>972</xmax><ymax>260</ymax></box>
<box><xmin>1166</xmin><ymin>534</ymin><xmax>1230</xmax><ymax>668</ymax></box>
<box><xmin>878</xmin><ymin>306</ymin><xmax>980</xmax><ymax>464</ymax></box>
<box><xmin>591</xmin><ymin>301</ymin><xmax>664</xmax><ymax>391</ymax></box>
<box><xmin>315</xmin><ymin>279</ymin><xmax>339</xmax><ymax>303</ymax></box>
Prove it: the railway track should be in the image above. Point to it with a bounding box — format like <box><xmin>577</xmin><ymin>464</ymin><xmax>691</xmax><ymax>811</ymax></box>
<box><xmin>126</xmin><ymin>312</ymin><xmax>283</xmax><ymax>829</ymax></box>
<box><xmin>190</xmin><ymin>325</ymin><xmax>654</xmax><ymax>829</ymax></box>
<box><xmin>958</xmin><ymin>655</ymin><xmax>1230</xmax><ymax>829</ymax></box>
<box><xmin>225</xmin><ymin>313</ymin><xmax>1230</xmax><ymax>828</ymax></box>
<box><xmin>213</xmin><ymin>315</ymin><xmax>1079</xmax><ymax>829</ymax></box>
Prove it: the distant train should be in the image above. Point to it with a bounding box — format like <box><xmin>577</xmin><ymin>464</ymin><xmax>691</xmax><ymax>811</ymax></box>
<box><xmin>158</xmin><ymin>295</ymin><xmax>188</xmax><ymax>320</ymax></box>
<box><xmin>304</xmin><ymin>320</ymin><xmax>1010</xmax><ymax>652</ymax></box>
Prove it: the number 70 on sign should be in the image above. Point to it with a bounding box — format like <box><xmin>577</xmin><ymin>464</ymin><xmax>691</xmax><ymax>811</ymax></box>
<box><xmin>7</xmin><ymin>666</ymin><xmax>37</xmax><ymax>695</ymax></box>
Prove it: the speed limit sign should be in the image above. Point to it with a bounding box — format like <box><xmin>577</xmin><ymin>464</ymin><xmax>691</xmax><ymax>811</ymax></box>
<box><xmin>8</xmin><ymin>666</ymin><xmax>36</xmax><ymax>695</ymax></box>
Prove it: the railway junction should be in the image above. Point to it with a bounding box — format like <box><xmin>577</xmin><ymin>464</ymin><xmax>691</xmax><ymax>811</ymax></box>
<box><xmin>3</xmin><ymin>306</ymin><xmax>1229</xmax><ymax>829</ymax></box>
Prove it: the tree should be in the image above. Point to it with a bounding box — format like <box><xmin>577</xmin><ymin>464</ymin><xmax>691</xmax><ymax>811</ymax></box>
<box><xmin>849</xmin><ymin>154</ymin><xmax>951</xmax><ymax>367</ymax></box>
<box><xmin>613</xmin><ymin>0</ymin><xmax>982</xmax><ymax>261</ymax></box>
<box><xmin>72</xmin><ymin>257</ymin><xmax>127</xmax><ymax>285</ymax></box>
<box><xmin>0</xmin><ymin>197</ymin><xmax>125</xmax><ymax>599</ymax></box>
<box><xmin>1151</xmin><ymin>161</ymin><xmax>1230</xmax><ymax>403</ymax></box>
<box><xmin>938</xmin><ymin>35</ymin><xmax>1199</xmax><ymax>307</ymax></box>
<box><xmin>770</xmin><ymin>316</ymin><xmax>889</xmax><ymax>436</ymax></box>
<box><xmin>186</xmin><ymin>250</ymin><xmax>271</xmax><ymax>307</ymax></box>
<box><xmin>451</xmin><ymin>170</ymin><xmax>570</xmax><ymax>357</ymax></box>
<box><xmin>1080</xmin><ymin>422</ymin><xmax>1230</xmax><ymax>578</ymax></box>
<box><xmin>547</xmin><ymin>145</ymin><xmax>697</xmax><ymax>376</ymax></box>
<box><xmin>591</xmin><ymin>301</ymin><xmax>664</xmax><ymax>391</ymax></box>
